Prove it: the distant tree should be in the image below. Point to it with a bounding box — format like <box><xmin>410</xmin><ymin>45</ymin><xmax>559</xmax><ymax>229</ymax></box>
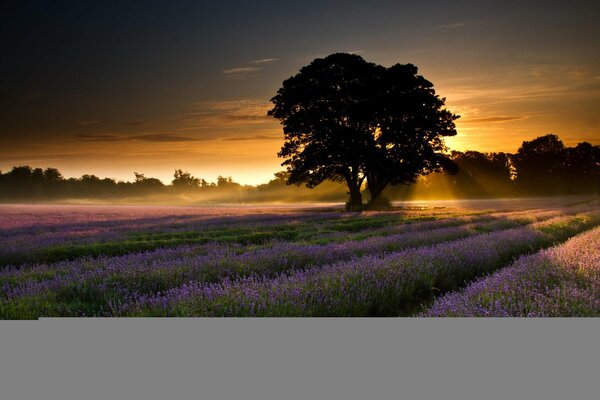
<box><xmin>29</xmin><ymin>168</ymin><xmax>46</xmax><ymax>197</ymax></box>
<box><xmin>3</xmin><ymin>166</ymin><xmax>34</xmax><ymax>197</ymax></box>
<box><xmin>64</xmin><ymin>174</ymin><xmax>118</xmax><ymax>198</ymax></box>
<box><xmin>172</xmin><ymin>169</ymin><xmax>200</xmax><ymax>191</ymax></box>
<box><xmin>31</xmin><ymin>168</ymin><xmax>44</xmax><ymax>182</ymax></box>
<box><xmin>273</xmin><ymin>171</ymin><xmax>290</xmax><ymax>182</ymax></box>
<box><xmin>80</xmin><ymin>174</ymin><xmax>102</xmax><ymax>183</ymax></box>
<box><xmin>132</xmin><ymin>172</ymin><xmax>164</xmax><ymax>195</ymax></box>
<box><xmin>269</xmin><ymin>53</ymin><xmax>458</xmax><ymax>210</ymax></box>
<box><xmin>43</xmin><ymin>168</ymin><xmax>63</xmax><ymax>182</ymax></box>
<box><xmin>134</xmin><ymin>172</ymin><xmax>145</xmax><ymax>182</ymax></box>
<box><xmin>563</xmin><ymin>142</ymin><xmax>600</xmax><ymax>193</ymax></box>
<box><xmin>7</xmin><ymin>165</ymin><xmax>33</xmax><ymax>181</ymax></box>
<box><xmin>448</xmin><ymin>151</ymin><xmax>514</xmax><ymax>197</ymax></box>
<box><xmin>217</xmin><ymin>175</ymin><xmax>240</xmax><ymax>188</ymax></box>
<box><xmin>513</xmin><ymin>134</ymin><xmax>566</xmax><ymax>194</ymax></box>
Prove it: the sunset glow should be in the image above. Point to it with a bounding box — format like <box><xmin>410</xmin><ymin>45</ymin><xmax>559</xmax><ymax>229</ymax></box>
<box><xmin>2</xmin><ymin>2</ymin><xmax>599</xmax><ymax>184</ymax></box>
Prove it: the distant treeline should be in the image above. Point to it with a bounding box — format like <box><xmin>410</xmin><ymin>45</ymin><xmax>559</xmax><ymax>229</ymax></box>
<box><xmin>389</xmin><ymin>134</ymin><xmax>600</xmax><ymax>200</ymax></box>
<box><xmin>1</xmin><ymin>134</ymin><xmax>599</xmax><ymax>202</ymax></box>
<box><xmin>0</xmin><ymin>166</ymin><xmax>349</xmax><ymax>203</ymax></box>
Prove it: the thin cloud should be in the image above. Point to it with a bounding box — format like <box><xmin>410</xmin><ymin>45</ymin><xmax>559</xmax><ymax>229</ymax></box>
<box><xmin>75</xmin><ymin>134</ymin><xmax>124</xmax><ymax>142</ymax></box>
<box><xmin>175</xmin><ymin>100</ymin><xmax>273</xmax><ymax>129</ymax></box>
<box><xmin>462</xmin><ymin>116</ymin><xmax>524</xmax><ymax>124</ymax></box>
<box><xmin>222</xmin><ymin>66</ymin><xmax>262</xmax><ymax>75</ymax></box>
<box><xmin>2</xmin><ymin>153</ymin><xmax>100</xmax><ymax>161</ymax></box>
<box><xmin>133</xmin><ymin>134</ymin><xmax>201</xmax><ymax>142</ymax></box>
<box><xmin>74</xmin><ymin>133</ymin><xmax>201</xmax><ymax>142</ymax></box>
<box><xmin>221</xmin><ymin>134</ymin><xmax>280</xmax><ymax>141</ymax></box>
<box><xmin>438</xmin><ymin>22</ymin><xmax>466</xmax><ymax>29</ymax></box>
<box><xmin>249</xmin><ymin>58</ymin><xmax>278</xmax><ymax>64</ymax></box>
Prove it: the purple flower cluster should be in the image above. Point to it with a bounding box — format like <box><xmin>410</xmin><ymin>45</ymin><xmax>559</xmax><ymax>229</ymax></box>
<box><xmin>119</xmin><ymin>213</ymin><xmax>600</xmax><ymax>317</ymax></box>
<box><xmin>0</xmin><ymin>204</ymin><xmax>349</xmax><ymax>259</ymax></box>
<box><xmin>0</xmin><ymin>201</ymin><xmax>579</xmax><ymax>260</ymax></box>
<box><xmin>0</xmin><ymin>209</ymin><xmax>561</xmax><ymax>305</ymax></box>
<box><xmin>1</xmin><ymin>200</ymin><xmax>599</xmax><ymax>318</ymax></box>
<box><xmin>424</xmin><ymin>226</ymin><xmax>600</xmax><ymax>317</ymax></box>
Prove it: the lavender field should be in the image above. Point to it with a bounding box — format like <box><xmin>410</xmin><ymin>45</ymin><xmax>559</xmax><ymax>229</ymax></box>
<box><xmin>1</xmin><ymin>198</ymin><xmax>599</xmax><ymax>318</ymax></box>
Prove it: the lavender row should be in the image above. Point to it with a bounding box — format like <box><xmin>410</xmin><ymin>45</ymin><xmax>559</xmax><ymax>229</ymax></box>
<box><xmin>1</xmin><ymin>207</ymin><xmax>555</xmax><ymax>281</ymax></box>
<box><xmin>0</xmin><ymin>201</ymin><xmax>580</xmax><ymax>263</ymax></box>
<box><xmin>303</xmin><ymin>208</ymin><xmax>561</xmax><ymax>243</ymax></box>
<box><xmin>1</xmin><ymin>210</ymin><xmax>550</xmax><ymax>304</ymax></box>
<box><xmin>116</xmin><ymin>212</ymin><xmax>600</xmax><ymax>317</ymax></box>
<box><xmin>0</xmin><ymin>207</ymin><xmax>348</xmax><ymax>258</ymax></box>
<box><xmin>423</xmin><ymin>226</ymin><xmax>600</xmax><ymax>317</ymax></box>
<box><xmin>0</xmin><ymin>206</ymin><xmax>480</xmax><ymax>263</ymax></box>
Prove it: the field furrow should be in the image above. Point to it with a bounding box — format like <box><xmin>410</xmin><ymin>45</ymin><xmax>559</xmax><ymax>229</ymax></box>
<box><xmin>113</xmin><ymin>212</ymin><xmax>600</xmax><ymax>317</ymax></box>
<box><xmin>0</xmin><ymin>209</ymin><xmax>560</xmax><ymax>318</ymax></box>
<box><xmin>423</xmin><ymin>226</ymin><xmax>600</xmax><ymax>317</ymax></box>
<box><xmin>2</xmin><ymin>199</ymin><xmax>599</xmax><ymax>319</ymax></box>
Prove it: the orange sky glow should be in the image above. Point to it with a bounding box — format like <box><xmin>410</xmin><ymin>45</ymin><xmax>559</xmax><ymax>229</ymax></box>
<box><xmin>2</xmin><ymin>2</ymin><xmax>599</xmax><ymax>185</ymax></box>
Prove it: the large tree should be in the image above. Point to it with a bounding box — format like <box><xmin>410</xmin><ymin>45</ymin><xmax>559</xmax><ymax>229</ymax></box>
<box><xmin>364</xmin><ymin>63</ymin><xmax>459</xmax><ymax>206</ymax></box>
<box><xmin>513</xmin><ymin>134</ymin><xmax>566</xmax><ymax>194</ymax></box>
<box><xmin>269</xmin><ymin>53</ymin><xmax>458</xmax><ymax>210</ymax></box>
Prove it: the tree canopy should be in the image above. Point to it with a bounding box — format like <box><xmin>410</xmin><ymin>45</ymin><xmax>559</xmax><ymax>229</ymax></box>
<box><xmin>171</xmin><ymin>169</ymin><xmax>201</xmax><ymax>191</ymax></box>
<box><xmin>513</xmin><ymin>134</ymin><xmax>600</xmax><ymax>194</ymax></box>
<box><xmin>269</xmin><ymin>53</ymin><xmax>459</xmax><ymax>210</ymax></box>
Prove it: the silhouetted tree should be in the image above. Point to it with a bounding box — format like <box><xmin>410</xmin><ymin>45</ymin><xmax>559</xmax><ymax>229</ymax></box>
<box><xmin>513</xmin><ymin>134</ymin><xmax>566</xmax><ymax>194</ymax></box>
<box><xmin>172</xmin><ymin>169</ymin><xmax>200</xmax><ymax>191</ymax></box>
<box><xmin>563</xmin><ymin>142</ymin><xmax>600</xmax><ymax>193</ymax></box>
<box><xmin>43</xmin><ymin>168</ymin><xmax>63</xmax><ymax>182</ymax></box>
<box><xmin>449</xmin><ymin>151</ymin><xmax>514</xmax><ymax>197</ymax></box>
<box><xmin>363</xmin><ymin>63</ymin><xmax>459</xmax><ymax>207</ymax></box>
<box><xmin>269</xmin><ymin>53</ymin><xmax>458</xmax><ymax>210</ymax></box>
<box><xmin>132</xmin><ymin>172</ymin><xmax>165</xmax><ymax>195</ymax></box>
<box><xmin>1</xmin><ymin>166</ymin><xmax>34</xmax><ymax>197</ymax></box>
<box><xmin>217</xmin><ymin>176</ymin><xmax>234</xmax><ymax>187</ymax></box>
<box><xmin>134</xmin><ymin>172</ymin><xmax>145</xmax><ymax>182</ymax></box>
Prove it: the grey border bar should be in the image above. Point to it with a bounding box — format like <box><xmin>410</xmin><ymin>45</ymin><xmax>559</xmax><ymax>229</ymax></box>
<box><xmin>2</xmin><ymin>318</ymin><xmax>599</xmax><ymax>400</ymax></box>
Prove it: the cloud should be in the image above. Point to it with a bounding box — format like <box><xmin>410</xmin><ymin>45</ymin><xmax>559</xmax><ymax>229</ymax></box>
<box><xmin>221</xmin><ymin>134</ymin><xmax>281</xmax><ymax>141</ymax></box>
<box><xmin>249</xmin><ymin>58</ymin><xmax>278</xmax><ymax>64</ymax></box>
<box><xmin>133</xmin><ymin>134</ymin><xmax>201</xmax><ymax>142</ymax></box>
<box><xmin>175</xmin><ymin>100</ymin><xmax>273</xmax><ymax>129</ymax></box>
<box><xmin>461</xmin><ymin>116</ymin><xmax>524</xmax><ymax>124</ymax></box>
<box><xmin>438</xmin><ymin>22</ymin><xmax>466</xmax><ymax>29</ymax></box>
<box><xmin>75</xmin><ymin>134</ymin><xmax>124</xmax><ymax>142</ymax></box>
<box><xmin>1</xmin><ymin>153</ymin><xmax>100</xmax><ymax>161</ymax></box>
<box><xmin>222</xmin><ymin>66</ymin><xmax>262</xmax><ymax>75</ymax></box>
<box><xmin>74</xmin><ymin>133</ymin><xmax>201</xmax><ymax>142</ymax></box>
<box><xmin>222</xmin><ymin>58</ymin><xmax>278</xmax><ymax>78</ymax></box>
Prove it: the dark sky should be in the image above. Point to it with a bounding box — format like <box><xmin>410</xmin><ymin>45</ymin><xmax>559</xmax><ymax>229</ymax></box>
<box><xmin>2</xmin><ymin>0</ymin><xmax>599</xmax><ymax>184</ymax></box>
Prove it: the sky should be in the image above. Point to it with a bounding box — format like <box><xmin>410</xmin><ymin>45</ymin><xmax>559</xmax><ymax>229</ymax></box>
<box><xmin>2</xmin><ymin>0</ymin><xmax>600</xmax><ymax>185</ymax></box>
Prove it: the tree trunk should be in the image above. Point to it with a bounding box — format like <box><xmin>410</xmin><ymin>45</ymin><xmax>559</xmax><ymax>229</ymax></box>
<box><xmin>366</xmin><ymin>179</ymin><xmax>390</xmax><ymax>210</ymax></box>
<box><xmin>346</xmin><ymin>184</ymin><xmax>363</xmax><ymax>211</ymax></box>
<box><xmin>344</xmin><ymin>169</ymin><xmax>363</xmax><ymax>211</ymax></box>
